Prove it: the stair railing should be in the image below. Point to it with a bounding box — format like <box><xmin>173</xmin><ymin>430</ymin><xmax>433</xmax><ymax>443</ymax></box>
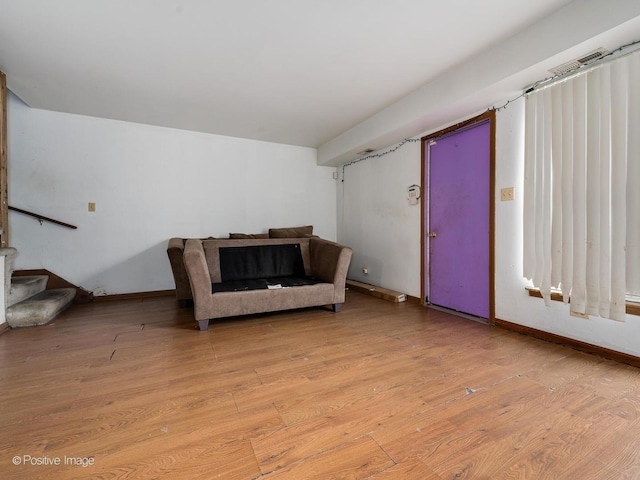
<box><xmin>8</xmin><ymin>206</ymin><xmax>78</xmax><ymax>230</ymax></box>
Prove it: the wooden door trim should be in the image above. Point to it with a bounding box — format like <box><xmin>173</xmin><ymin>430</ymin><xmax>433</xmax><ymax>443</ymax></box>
<box><xmin>420</xmin><ymin>110</ymin><xmax>496</xmax><ymax>323</ymax></box>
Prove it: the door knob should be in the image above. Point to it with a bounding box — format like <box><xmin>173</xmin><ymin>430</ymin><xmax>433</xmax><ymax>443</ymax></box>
<box><xmin>428</xmin><ymin>232</ymin><xmax>437</xmax><ymax>238</ymax></box>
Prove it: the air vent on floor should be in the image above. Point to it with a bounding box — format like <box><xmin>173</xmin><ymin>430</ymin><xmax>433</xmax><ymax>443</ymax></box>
<box><xmin>549</xmin><ymin>48</ymin><xmax>610</xmax><ymax>76</ymax></box>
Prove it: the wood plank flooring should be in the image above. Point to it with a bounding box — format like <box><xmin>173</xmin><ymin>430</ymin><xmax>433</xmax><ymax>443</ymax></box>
<box><xmin>1</xmin><ymin>291</ymin><xmax>640</xmax><ymax>479</ymax></box>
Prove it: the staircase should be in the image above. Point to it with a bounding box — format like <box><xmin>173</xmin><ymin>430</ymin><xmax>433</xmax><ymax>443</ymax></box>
<box><xmin>2</xmin><ymin>248</ymin><xmax>75</xmax><ymax>328</ymax></box>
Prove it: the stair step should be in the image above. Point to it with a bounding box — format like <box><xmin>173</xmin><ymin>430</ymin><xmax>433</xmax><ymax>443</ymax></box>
<box><xmin>6</xmin><ymin>288</ymin><xmax>76</xmax><ymax>328</ymax></box>
<box><xmin>7</xmin><ymin>275</ymin><xmax>49</xmax><ymax>308</ymax></box>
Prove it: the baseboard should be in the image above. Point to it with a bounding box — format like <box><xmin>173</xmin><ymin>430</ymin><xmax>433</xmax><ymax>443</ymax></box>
<box><xmin>406</xmin><ymin>295</ymin><xmax>422</xmax><ymax>304</ymax></box>
<box><xmin>347</xmin><ymin>280</ymin><xmax>407</xmax><ymax>303</ymax></box>
<box><xmin>0</xmin><ymin>322</ymin><xmax>10</xmax><ymax>335</ymax></box>
<box><xmin>93</xmin><ymin>289</ymin><xmax>175</xmax><ymax>302</ymax></box>
<box><xmin>494</xmin><ymin>317</ymin><xmax>640</xmax><ymax>368</ymax></box>
<box><xmin>12</xmin><ymin>271</ymin><xmax>175</xmax><ymax>303</ymax></box>
<box><xmin>13</xmin><ymin>269</ymin><xmax>93</xmax><ymax>303</ymax></box>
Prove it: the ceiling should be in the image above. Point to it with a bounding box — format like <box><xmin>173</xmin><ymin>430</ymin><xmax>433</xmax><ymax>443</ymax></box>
<box><xmin>1</xmin><ymin>1</ymin><xmax>584</xmax><ymax>147</ymax></box>
<box><xmin>2</xmin><ymin>1</ymin><xmax>640</xmax><ymax>165</ymax></box>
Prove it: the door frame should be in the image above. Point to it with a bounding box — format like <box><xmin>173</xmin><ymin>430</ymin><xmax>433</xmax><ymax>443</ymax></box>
<box><xmin>420</xmin><ymin>110</ymin><xmax>496</xmax><ymax>323</ymax></box>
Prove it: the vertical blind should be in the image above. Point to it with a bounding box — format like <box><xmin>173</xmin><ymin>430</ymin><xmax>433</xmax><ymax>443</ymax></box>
<box><xmin>523</xmin><ymin>49</ymin><xmax>640</xmax><ymax>322</ymax></box>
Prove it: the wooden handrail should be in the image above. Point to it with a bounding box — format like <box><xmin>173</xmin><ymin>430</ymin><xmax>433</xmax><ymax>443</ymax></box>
<box><xmin>9</xmin><ymin>206</ymin><xmax>77</xmax><ymax>229</ymax></box>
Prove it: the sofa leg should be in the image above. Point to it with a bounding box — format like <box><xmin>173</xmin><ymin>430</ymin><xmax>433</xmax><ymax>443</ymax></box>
<box><xmin>197</xmin><ymin>319</ymin><xmax>209</xmax><ymax>331</ymax></box>
<box><xmin>332</xmin><ymin>303</ymin><xmax>343</xmax><ymax>313</ymax></box>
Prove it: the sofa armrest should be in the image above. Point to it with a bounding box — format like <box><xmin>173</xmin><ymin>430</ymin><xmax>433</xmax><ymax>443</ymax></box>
<box><xmin>183</xmin><ymin>239</ymin><xmax>214</xmax><ymax>321</ymax></box>
<box><xmin>309</xmin><ymin>238</ymin><xmax>352</xmax><ymax>302</ymax></box>
<box><xmin>167</xmin><ymin>237</ymin><xmax>194</xmax><ymax>303</ymax></box>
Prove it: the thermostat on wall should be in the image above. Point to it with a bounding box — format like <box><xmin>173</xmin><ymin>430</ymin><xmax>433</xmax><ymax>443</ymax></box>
<box><xmin>407</xmin><ymin>184</ymin><xmax>421</xmax><ymax>205</ymax></box>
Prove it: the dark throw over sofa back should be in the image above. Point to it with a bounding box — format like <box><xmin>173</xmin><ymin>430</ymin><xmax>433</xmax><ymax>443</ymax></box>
<box><xmin>219</xmin><ymin>244</ymin><xmax>306</xmax><ymax>282</ymax></box>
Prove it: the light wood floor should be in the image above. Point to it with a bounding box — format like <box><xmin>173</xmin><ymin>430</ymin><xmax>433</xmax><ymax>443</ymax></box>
<box><xmin>1</xmin><ymin>291</ymin><xmax>640</xmax><ymax>479</ymax></box>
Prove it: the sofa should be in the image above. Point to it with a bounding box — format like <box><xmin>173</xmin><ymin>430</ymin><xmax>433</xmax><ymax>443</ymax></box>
<box><xmin>183</xmin><ymin>236</ymin><xmax>352</xmax><ymax>330</ymax></box>
<box><xmin>167</xmin><ymin>237</ymin><xmax>197</xmax><ymax>306</ymax></box>
<box><xmin>167</xmin><ymin>226</ymin><xmax>316</xmax><ymax>306</ymax></box>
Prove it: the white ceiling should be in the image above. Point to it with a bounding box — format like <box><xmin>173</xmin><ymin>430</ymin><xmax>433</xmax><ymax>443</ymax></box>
<box><xmin>1</xmin><ymin>0</ymin><xmax>584</xmax><ymax>150</ymax></box>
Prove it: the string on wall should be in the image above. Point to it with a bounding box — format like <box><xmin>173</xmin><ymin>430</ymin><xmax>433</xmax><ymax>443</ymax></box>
<box><xmin>489</xmin><ymin>39</ymin><xmax>640</xmax><ymax>112</ymax></box>
<box><xmin>341</xmin><ymin>137</ymin><xmax>421</xmax><ymax>182</ymax></box>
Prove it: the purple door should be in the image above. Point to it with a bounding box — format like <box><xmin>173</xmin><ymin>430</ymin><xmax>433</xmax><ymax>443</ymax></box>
<box><xmin>426</xmin><ymin>120</ymin><xmax>490</xmax><ymax>318</ymax></box>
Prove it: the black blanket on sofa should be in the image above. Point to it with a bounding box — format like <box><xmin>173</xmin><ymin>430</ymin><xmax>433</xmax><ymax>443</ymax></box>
<box><xmin>211</xmin><ymin>244</ymin><xmax>320</xmax><ymax>293</ymax></box>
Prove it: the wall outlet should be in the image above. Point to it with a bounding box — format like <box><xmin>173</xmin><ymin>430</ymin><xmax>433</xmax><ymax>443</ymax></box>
<box><xmin>362</xmin><ymin>267</ymin><xmax>368</xmax><ymax>274</ymax></box>
<box><xmin>500</xmin><ymin>187</ymin><xmax>515</xmax><ymax>201</ymax></box>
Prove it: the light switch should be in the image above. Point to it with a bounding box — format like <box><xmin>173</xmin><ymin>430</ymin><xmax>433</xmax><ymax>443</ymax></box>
<box><xmin>88</xmin><ymin>202</ymin><xmax>96</xmax><ymax>212</ymax></box>
<box><xmin>500</xmin><ymin>187</ymin><xmax>515</xmax><ymax>201</ymax></box>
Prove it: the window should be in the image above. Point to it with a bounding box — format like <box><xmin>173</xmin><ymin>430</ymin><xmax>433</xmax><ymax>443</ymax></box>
<box><xmin>523</xmin><ymin>48</ymin><xmax>640</xmax><ymax>322</ymax></box>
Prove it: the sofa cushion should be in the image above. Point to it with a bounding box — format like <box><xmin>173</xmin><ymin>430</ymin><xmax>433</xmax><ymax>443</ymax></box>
<box><xmin>229</xmin><ymin>232</ymin><xmax>269</xmax><ymax>239</ymax></box>
<box><xmin>219</xmin><ymin>243</ymin><xmax>306</xmax><ymax>282</ymax></box>
<box><xmin>268</xmin><ymin>225</ymin><xmax>313</xmax><ymax>238</ymax></box>
<box><xmin>212</xmin><ymin>275</ymin><xmax>320</xmax><ymax>293</ymax></box>
<box><xmin>271</xmin><ymin>276</ymin><xmax>321</xmax><ymax>287</ymax></box>
<box><xmin>212</xmin><ymin>278</ymin><xmax>269</xmax><ymax>293</ymax></box>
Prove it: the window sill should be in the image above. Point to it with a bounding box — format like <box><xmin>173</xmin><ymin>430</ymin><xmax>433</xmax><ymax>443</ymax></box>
<box><xmin>525</xmin><ymin>287</ymin><xmax>640</xmax><ymax>317</ymax></box>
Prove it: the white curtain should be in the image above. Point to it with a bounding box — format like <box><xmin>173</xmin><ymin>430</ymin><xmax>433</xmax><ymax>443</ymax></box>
<box><xmin>523</xmin><ymin>49</ymin><xmax>640</xmax><ymax>322</ymax></box>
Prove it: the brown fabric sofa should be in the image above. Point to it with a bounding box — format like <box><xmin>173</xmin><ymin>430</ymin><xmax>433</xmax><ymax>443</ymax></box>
<box><xmin>166</xmin><ymin>226</ymin><xmax>315</xmax><ymax>306</ymax></box>
<box><xmin>183</xmin><ymin>237</ymin><xmax>352</xmax><ymax>330</ymax></box>
<box><xmin>167</xmin><ymin>237</ymin><xmax>193</xmax><ymax>306</ymax></box>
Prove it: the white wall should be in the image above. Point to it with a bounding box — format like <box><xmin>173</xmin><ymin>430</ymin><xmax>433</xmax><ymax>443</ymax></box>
<box><xmin>495</xmin><ymin>98</ymin><xmax>640</xmax><ymax>357</ymax></box>
<box><xmin>337</xmin><ymin>97</ymin><xmax>640</xmax><ymax>357</ymax></box>
<box><xmin>338</xmin><ymin>140</ymin><xmax>422</xmax><ymax>298</ymax></box>
<box><xmin>7</xmin><ymin>93</ymin><xmax>337</xmax><ymax>295</ymax></box>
